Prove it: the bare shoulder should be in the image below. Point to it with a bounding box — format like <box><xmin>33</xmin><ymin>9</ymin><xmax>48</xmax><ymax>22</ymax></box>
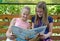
<box><xmin>12</xmin><ymin>18</ymin><xmax>16</xmax><ymax>21</ymax></box>
<box><xmin>11</xmin><ymin>18</ymin><xmax>19</xmax><ymax>22</ymax></box>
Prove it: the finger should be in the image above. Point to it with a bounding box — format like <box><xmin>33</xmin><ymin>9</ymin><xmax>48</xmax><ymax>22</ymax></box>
<box><xmin>10</xmin><ymin>34</ymin><xmax>15</xmax><ymax>35</ymax></box>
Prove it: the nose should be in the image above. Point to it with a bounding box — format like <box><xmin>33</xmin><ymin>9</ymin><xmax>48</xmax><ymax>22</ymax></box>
<box><xmin>38</xmin><ymin>12</ymin><xmax>43</xmax><ymax>15</ymax></box>
<box><xmin>24</xmin><ymin>15</ymin><xmax>27</xmax><ymax>18</ymax></box>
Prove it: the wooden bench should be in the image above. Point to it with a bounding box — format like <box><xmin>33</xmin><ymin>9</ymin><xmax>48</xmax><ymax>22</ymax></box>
<box><xmin>0</xmin><ymin>14</ymin><xmax>60</xmax><ymax>41</ymax></box>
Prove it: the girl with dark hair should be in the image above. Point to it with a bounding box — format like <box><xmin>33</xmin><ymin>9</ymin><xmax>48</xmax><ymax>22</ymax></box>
<box><xmin>32</xmin><ymin>1</ymin><xmax>53</xmax><ymax>41</ymax></box>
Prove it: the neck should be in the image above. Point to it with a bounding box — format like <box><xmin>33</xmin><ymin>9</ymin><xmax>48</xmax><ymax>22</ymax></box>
<box><xmin>20</xmin><ymin>17</ymin><xmax>27</xmax><ymax>22</ymax></box>
<box><xmin>37</xmin><ymin>16</ymin><xmax>42</xmax><ymax>20</ymax></box>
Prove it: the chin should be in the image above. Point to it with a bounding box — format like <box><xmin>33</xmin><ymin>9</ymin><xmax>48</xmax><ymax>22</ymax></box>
<box><xmin>39</xmin><ymin>16</ymin><xmax>42</xmax><ymax>17</ymax></box>
<box><xmin>23</xmin><ymin>18</ymin><xmax>27</xmax><ymax>21</ymax></box>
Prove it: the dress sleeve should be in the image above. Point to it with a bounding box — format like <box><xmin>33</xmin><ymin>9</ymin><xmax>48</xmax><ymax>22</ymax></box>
<box><xmin>48</xmin><ymin>16</ymin><xmax>53</xmax><ymax>23</ymax></box>
<box><xmin>31</xmin><ymin>16</ymin><xmax>35</xmax><ymax>23</ymax></box>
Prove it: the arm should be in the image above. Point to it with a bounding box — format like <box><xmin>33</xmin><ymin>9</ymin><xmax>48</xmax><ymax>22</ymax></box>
<box><xmin>32</xmin><ymin>23</ymin><xmax>34</xmax><ymax>29</ymax></box>
<box><xmin>27</xmin><ymin>23</ymin><xmax>31</xmax><ymax>29</ymax></box>
<box><xmin>48</xmin><ymin>23</ymin><xmax>53</xmax><ymax>36</ymax></box>
<box><xmin>6</xmin><ymin>18</ymin><xmax>16</xmax><ymax>38</ymax></box>
<box><xmin>43</xmin><ymin>23</ymin><xmax>53</xmax><ymax>39</ymax></box>
<box><xmin>31</xmin><ymin>16</ymin><xmax>35</xmax><ymax>29</ymax></box>
<box><xmin>43</xmin><ymin>16</ymin><xmax>53</xmax><ymax>39</ymax></box>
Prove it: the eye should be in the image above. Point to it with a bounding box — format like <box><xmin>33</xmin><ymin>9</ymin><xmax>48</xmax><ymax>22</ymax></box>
<box><xmin>23</xmin><ymin>13</ymin><xmax>25</xmax><ymax>15</ymax></box>
<box><xmin>37</xmin><ymin>11</ymin><xmax>43</xmax><ymax>12</ymax></box>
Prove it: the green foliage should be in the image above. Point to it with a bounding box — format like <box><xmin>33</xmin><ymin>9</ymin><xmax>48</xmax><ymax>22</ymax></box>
<box><xmin>7</xmin><ymin>5</ymin><xmax>20</xmax><ymax>14</ymax></box>
<box><xmin>0</xmin><ymin>5</ymin><xmax>20</xmax><ymax>15</ymax></box>
<box><xmin>2</xmin><ymin>0</ymin><xmax>52</xmax><ymax>3</ymax></box>
<box><xmin>48</xmin><ymin>5</ymin><xmax>60</xmax><ymax>15</ymax></box>
<box><xmin>56</xmin><ymin>5</ymin><xmax>60</xmax><ymax>14</ymax></box>
<box><xmin>0</xmin><ymin>5</ymin><xmax>36</xmax><ymax>15</ymax></box>
<box><xmin>52</xmin><ymin>0</ymin><xmax>60</xmax><ymax>3</ymax></box>
<box><xmin>0</xmin><ymin>5</ymin><xmax>60</xmax><ymax>15</ymax></box>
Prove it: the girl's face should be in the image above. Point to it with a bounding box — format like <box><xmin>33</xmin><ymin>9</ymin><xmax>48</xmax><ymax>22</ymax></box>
<box><xmin>36</xmin><ymin>8</ymin><xmax>44</xmax><ymax>17</ymax></box>
<box><xmin>21</xmin><ymin>9</ymin><xmax>29</xmax><ymax>21</ymax></box>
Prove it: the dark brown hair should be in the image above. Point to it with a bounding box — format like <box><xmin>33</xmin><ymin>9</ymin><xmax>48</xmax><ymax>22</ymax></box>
<box><xmin>35</xmin><ymin>1</ymin><xmax>49</xmax><ymax>25</ymax></box>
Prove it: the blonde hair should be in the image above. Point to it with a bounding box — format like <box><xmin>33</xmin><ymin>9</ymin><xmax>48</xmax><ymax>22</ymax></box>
<box><xmin>35</xmin><ymin>1</ymin><xmax>49</xmax><ymax>26</ymax></box>
<box><xmin>21</xmin><ymin>6</ymin><xmax>30</xmax><ymax>14</ymax></box>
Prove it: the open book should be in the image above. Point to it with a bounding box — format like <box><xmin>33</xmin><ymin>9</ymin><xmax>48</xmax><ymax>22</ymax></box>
<box><xmin>11</xmin><ymin>26</ymin><xmax>46</xmax><ymax>39</ymax></box>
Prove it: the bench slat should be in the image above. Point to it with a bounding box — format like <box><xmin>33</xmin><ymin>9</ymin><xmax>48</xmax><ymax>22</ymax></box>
<box><xmin>53</xmin><ymin>22</ymin><xmax>60</xmax><ymax>26</ymax></box>
<box><xmin>0</xmin><ymin>28</ymin><xmax>60</xmax><ymax>33</ymax></box>
<box><xmin>0</xmin><ymin>28</ymin><xmax>7</xmax><ymax>33</ymax></box>
<box><xmin>0</xmin><ymin>15</ymin><xmax>19</xmax><ymax>19</ymax></box>
<box><xmin>51</xmin><ymin>36</ymin><xmax>60</xmax><ymax>40</ymax></box>
<box><xmin>0</xmin><ymin>15</ymin><xmax>60</xmax><ymax>40</ymax></box>
<box><xmin>0</xmin><ymin>36</ymin><xmax>60</xmax><ymax>40</ymax></box>
<box><xmin>0</xmin><ymin>15</ymin><xmax>32</xmax><ymax>19</ymax></box>
<box><xmin>0</xmin><ymin>22</ymin><xmax>60</xmax><ymax>26</ymax></box>
<box><xmin>0</xmin><ymin>15</ymin><xmax>60</xmax><ymax>19</ymax></box>
<box><xmin>0</xmin><ymin>22</ymin><xmax>10</xmax><ymax>26</ymax></box>
<box><xmin>0</xmin><ymin>37</ymin><xmax>6</xmax><ymax>40</ymax></box>
<box><xmin>51</xmin><ymin>15</ymin><xmax>60</xmax><ymax>19</ymax></box>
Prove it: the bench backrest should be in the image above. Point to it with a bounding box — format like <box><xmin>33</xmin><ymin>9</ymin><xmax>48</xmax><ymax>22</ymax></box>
<box><xmin>0</xmin><ymin>14</ymin><xmax>60</xmax><ymax>40</ymax></box>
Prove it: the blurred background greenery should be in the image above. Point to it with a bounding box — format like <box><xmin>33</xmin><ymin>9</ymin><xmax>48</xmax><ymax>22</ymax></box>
<box><xmin>0</xmin><ymin>0</ymin><xmax>60</xmax><ymax>41</ymax></box>
<box><xmin>0</xmin><ymin>0</ymin><xmax>60</xmax><ymax>15</ymax></box>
